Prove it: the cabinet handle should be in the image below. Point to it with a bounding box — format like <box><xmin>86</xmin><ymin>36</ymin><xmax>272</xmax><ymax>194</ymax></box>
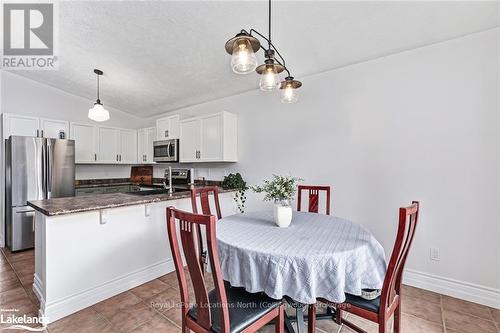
<box><xmin>41</xmin><ymin>130</ymin><xmax>44</xmax><ymax>137</ymax></box>
<box><xmin>165</xmin><ymin>130</ymin><xmax>169</xmax><ymax>138</ymax></box>
<box><xmin>119</xmin><ymin>154</ymin><xmax>122</xmax><ymax>162</ymax></box>
<box><xmin>94</xmin><ymin>153</ymin><xmax>97</xmax><ymax>161</ymax></box>
<box><xmin>36</xmin><ymin>129</ymin><xmax>39</xmax><ymax>137</ymax></box>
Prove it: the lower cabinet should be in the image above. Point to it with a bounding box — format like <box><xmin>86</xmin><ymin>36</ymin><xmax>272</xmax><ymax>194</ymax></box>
<box><xmin>75</xmin><ymin>185</ymin><xmax>133</xmax><ymax>196</ymax></box>
<box><xmin>75</xmin><ymin>188</ymin><xmax>104</xmax><ymax>196</ymax></box>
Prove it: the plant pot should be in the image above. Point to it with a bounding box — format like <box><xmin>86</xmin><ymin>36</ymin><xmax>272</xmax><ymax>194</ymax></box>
<box><xmin>273</xmin><ymin>199</ymin><xmax>292</xmax><ymax>228</ymax></box>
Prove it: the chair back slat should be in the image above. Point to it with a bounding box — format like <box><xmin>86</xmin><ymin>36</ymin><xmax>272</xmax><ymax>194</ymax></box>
<box><xmin>380</xmin><ymin>201</ymin><xmax>420</xmax><ymax>311</ymax></box>
<box><xmin>191</xmin><ymin>186</ymin><xmax>222</xmax><ymax>220</ymax></box>
<box><xmin>179</xmin><ymin>218</ymin><xmax>211</xmax><ymax>328</ymax></box>
<box><xmin>166</xmin><ymin>207</ymin><xmax>230</xmax><ymax>332</ymax></box>
<box><xmin>297</xmin><ymin>185</ymin><xmax>331</xmax><ymax>215</ymax></box>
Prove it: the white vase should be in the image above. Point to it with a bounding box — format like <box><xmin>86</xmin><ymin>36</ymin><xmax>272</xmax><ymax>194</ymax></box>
<box><xmin>273</xmin><ymin>199</ymin><xmax>292</xmax><ymax>228</ymax></box>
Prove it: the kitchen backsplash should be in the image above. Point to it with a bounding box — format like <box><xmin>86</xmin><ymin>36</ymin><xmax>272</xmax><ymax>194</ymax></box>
<box><xmin>76</xmin><ymin>164</ymin><xmax>236</xmax><ymax>181</ymax></box>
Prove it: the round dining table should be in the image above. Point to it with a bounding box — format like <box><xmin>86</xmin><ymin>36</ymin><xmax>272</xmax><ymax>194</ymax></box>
<box><xmin>216</xmin><ymin>210</ymin><xmax>387</xmax><ymax>333</ymax></box>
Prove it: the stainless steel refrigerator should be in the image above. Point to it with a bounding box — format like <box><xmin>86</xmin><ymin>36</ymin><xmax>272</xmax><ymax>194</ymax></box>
<box><xmin>5</xmin><ymin>136</ymin><xmax>75</xmax><ymax>251</ymax></box>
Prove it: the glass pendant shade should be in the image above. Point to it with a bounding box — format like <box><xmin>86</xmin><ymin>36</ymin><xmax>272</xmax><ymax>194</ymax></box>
<box><xmin>88</xmin><ymin>102</ymin><xmax>110</xmax><ymax>122</ymax></box>
<box><xmin>281</xmin><ymin>84</ymin><xmax>298</xmax><ymax>103</ymax></box>
<box><xmin>231</xmin><ymin>39</ymin><xmax>258</xmax><ymax>74</ymax></box>
<box><xmin>259</xmin><ymin>66</ymin><xmax>280</xmax><ymax>91</ymax></box>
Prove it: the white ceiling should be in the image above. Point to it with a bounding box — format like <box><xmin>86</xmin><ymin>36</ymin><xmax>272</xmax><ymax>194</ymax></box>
<box><xmin>10</xmin><ymin>1</ymin><xmax>500</xmax><ymax>118</ymax></box>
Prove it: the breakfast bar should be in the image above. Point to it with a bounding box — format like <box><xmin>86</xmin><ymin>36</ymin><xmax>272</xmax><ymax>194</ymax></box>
<box><xmin>27</xmin><ymin>187</ymin><xmax>236</xmax><ymax>324</ymax></box>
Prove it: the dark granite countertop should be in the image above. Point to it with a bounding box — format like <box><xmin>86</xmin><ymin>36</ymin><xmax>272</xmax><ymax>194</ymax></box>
<box><xmin>28</xmin><ymin>186</ymin><xmax>235</xmax><ymax>216</ymax></box>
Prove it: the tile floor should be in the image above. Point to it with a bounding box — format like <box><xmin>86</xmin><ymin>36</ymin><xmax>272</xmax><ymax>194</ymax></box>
<box><xmin>1</xmin><ymin>248</ymin><xmax>498</xmax><ymax>333</ymax></box>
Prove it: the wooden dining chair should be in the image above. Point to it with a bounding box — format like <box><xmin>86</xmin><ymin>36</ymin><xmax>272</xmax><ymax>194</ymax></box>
<box><xmin>308</xmin><ymin>201</ymin><xmax>420</xmax><ymax>333</ymax></box>
<box><xmin>166</xmin><ymin>207</ymin><xmax>285</xmax><ymax>333</ymax></box>
<box><xmin>297</xmin><ymin>185</ymin><xmax>331</xmax><ymax>215</ymax></box>
<box><xmin>191</xmin><ymin>186</ymin><xmax>222</xmax><ymax>271</ymax></box>
<box><xmin>191</xmin><ymin>186</ymin><xmax>222</xmax><ymax>220</ymax></box>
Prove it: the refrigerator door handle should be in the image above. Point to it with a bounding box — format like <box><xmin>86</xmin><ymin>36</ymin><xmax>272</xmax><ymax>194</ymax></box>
<box><xmin>47</xmin><ymin>141</ymin><xmax>53</xmax><ymax>198</ymax></box>
<box><xmin>41</xmin><ymin>141</ymin><xmax>47</xmax><ymax>195</ymax></box>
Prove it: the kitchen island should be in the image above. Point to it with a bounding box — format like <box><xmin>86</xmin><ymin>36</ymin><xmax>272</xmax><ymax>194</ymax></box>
<box><xmin>28</xmin><ymin>187</ymin><xmax>236</xmax><ymax>324</ymax></box>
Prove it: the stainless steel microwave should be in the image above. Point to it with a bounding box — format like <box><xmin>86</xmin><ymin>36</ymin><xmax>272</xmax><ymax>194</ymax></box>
<box><xmin>153</xmin><ymin>139</ymin><xmax>179</xmax><ymax>162</ymax></box>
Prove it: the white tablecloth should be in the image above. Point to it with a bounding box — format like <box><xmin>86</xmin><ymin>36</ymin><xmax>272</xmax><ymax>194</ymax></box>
<box><xmin>216</xmin><ymin>211</ymin><xmax>387</xmax><ymax>304</ymax></box>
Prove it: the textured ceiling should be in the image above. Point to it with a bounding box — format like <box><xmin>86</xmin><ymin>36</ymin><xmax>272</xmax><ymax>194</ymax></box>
<box><xmin>9</xmin><ymin>1</ymin><xmax>500</xmax><ymax>117</ymax></box>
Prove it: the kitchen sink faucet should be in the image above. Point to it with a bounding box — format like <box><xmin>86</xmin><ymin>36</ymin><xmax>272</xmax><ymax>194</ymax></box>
<box><xmin>163</xmin><ymin>166</ymin><xmax>173</xmax><ymax>196</ymax></box>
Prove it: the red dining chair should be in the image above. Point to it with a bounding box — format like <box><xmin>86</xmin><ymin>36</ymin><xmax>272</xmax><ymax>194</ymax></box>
<box><xmin>166</xmin><ymin>207</ymin><xmax>285</xmax><ymax>333</ymax></box>
<box><xmin>191</xmin><ymin>186</ymin><xmax>222</xmax><ymax>220</ymax></box>
<box><xmin>297</xmin><ymin>185</ymin><xmax>331</xmax><ymax>215</ymax></box>
<box><xmin>308</xmin><ymin>201</ymin><xmax>420</xmax><ymax>333</ymax></box>
<box><xmin>191</xmin><ymin>187</ymin><xmax>222</xmax><ymax>271</ymax></box>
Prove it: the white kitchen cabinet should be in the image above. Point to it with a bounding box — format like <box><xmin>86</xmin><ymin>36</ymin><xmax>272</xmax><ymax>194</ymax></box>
<box><xmin>137</xmin><ymin>129</ymin><xmax>147</xmax><ymax>163</ymax></box>
<box><xmin>40</xmin><ymin>118</ymin><xmax>69</xmax><ymax>139</ymax></box>
<box><xmin>2</xmin><ymin>114</ymin><xmax>40</xmax><ymax>138</ymax></box>
<box><xmin>179</xmin><ymin>111</ymin><xmax>237</xmax><ymax>163</ymax></box>
<box><xmin>3</xmin><ymin>114</ymin><xmax>70</xmax><ymax>139</ymax></box>
<box><xmin>70</xmin><ymin>123</ymin><xmax>98</xmax><ymax>163</ymax></box>
<box><xmin>146</xmin><ymin>127</ymin><xmax>156</xmax><ymax>163</ymax></box>
<box><xmin>138</xmin><ymin>127</ymin><xmax>156</xmax><ymax>163</ymax></box>
<box><xmin>179</xmin><ymin>118</ymin><xmax>201</xmax><ymax>162</ymax></box>
<box><xmin>118</xmin><ymin>129</ymin><xmax>137</xmax><ymax>164</ymax></box>
<box><xmin>200</xmin><ymin>114</ymin><xmax>223</xmax><ymax>161</ymax></box>
<box><xmin>156</xmin><ymin>114</ymin><xmax>180</xmax><ymax>140</ymax></box>
<box><xmin>98</xmin><ymin>127</ymin><xmax>119</xmax><ymax>163</ymax></box>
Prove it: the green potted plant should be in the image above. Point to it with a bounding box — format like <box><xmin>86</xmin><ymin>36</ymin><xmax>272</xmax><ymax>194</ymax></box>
<box><xmin>222</xmin><ymin>173</ymin><xmax>248</xmax><ymax>213</ymax></box>
<box><xmin>252</xmin><ymin>175</ymin><xmax>302</xmax><ymax>227</ymax></box>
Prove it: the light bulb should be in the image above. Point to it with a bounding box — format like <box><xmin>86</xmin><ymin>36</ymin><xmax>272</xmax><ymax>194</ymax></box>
<box><xmin>88</xmin><ymin>103</ymin><xmax>110</xmax><ymax>122</ymax></box>
<box><xmin>259</xmin><ymin>66</ymin><xmax>280</xmax><ymax>91</ymax></box>
<box><xmin>231</xmin><ymin>39</ymin><xmax>257</xmax><ymax>74</ymax></box>
<box><xmin>281</xmin><ymin>84</ymin><xmax>298</xmax><ymax>103</ymax></box>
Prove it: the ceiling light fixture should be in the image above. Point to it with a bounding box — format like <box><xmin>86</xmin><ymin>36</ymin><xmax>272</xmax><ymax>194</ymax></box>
<box><xmin>88</xmin><ymin>69</ymin><xmax>110</xmax><ymax>122</ymax></box>
<box><xmin>224</xmin><ymin>0</ymin><xmax>302</xmax><ymax>103</ymax></box>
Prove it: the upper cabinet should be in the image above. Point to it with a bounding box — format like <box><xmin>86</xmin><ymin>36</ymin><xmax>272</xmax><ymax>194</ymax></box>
<box><xmin>138</xmin><ymin>127</ymin><xmax>156</xmax><ymax>163</ymax></box>
<box><xmin>179</xmin><ymin>112</ymin><xmax>237</xmax><ymax>163</ymax></box>
<box><xmin>2</xmin><ymin>114</ymin><xmax>69</xmax><ymax>139</ymax></box>
<box><xmin>98</xmin><ymin>127</ymin><xmax>119</xmax><ymax>163</ymax></box>
<box><xmin>40</xmin><ymin>118</ymin><xmax>70</xmax><ymax>139</ymax></box>
<box><xmin>71</xmin><ymin>123</ymin><xmax>137</xmax><ymax>164</ymax></box>
<box><xmin>156</xmin><ymin>114</ymin><xmax>180</xmax><ymax>140</ymax></box>
<box><xmin>118</xmin><ymin>129</ymin><xmax>138</xmax><ymax>164</ymax></box>
<box><xmin>70</xmin><ymin>123</ymin><xmax>98</xmax><ymax>163</ymax></box>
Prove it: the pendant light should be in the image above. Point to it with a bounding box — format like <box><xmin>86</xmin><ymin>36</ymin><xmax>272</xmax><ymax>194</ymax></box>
<box><xmin>280</xmin><ymin>76</ymin><xmax>302</xmax><ymax>103</ymax></box>
<box><xmin>226</xmin><ymin>33</ymin><xmax>260</xmax><ymax>74</ymax></box>
<box><xmin>88</xmin><ymin>69</ymin><xmax>110</xmax><ymax>122</ymax></box>
<box><xmin>224</xmin><ymin>0</ymin><xmax>302</xmax><ymax>102</ymax></box>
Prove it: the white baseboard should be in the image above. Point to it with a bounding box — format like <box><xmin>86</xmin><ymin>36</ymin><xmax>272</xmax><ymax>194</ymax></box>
<box><xmin>38</xmin><ymin>260</ymin><xmax>175</xmax><ymax>324</ymax></box>
<box><xmin>403</xmin><ymin>269</ymin><xmax>500</xmax><ymax>309</ymax></box>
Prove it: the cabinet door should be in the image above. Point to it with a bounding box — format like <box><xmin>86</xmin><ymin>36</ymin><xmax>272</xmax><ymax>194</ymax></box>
<box><xmin>179</xmin><ymin>118</ymin><xmax>200</xmax><ymax>162</ymax></box>
<box><xmin>200</xmin><ymin>114</ymin><xmax>222</xmax><ymax>161</ymax></box>
<box><xmin>156</xmin><ymin>118</ymin><xmax>170</xmax><ymax>140</ymax></box>
<box><xmin>146</xmin><ymin>127</ymin><xmax>156</xmax><ymax>163</ymax></box>
<box><xmin>98</xmin><ymin>127</ymin><xmax>119</xmax><ymax>163</ymax></box>
<box><xmin>168</xmin><ymin>115</ymin><xmax>180</xmax><ymax>139</ymax></box>
<box><xmin>156</xmin><ymin>115</ymin><xmax>180</xmax><ymax>140</ymax></box>
<box><xmin>119</xmin><ymin>129</ymin><xmax>137</xmax><ymax>164</ymax></box>
<box><xmin>70</xmin><ymin>123</ymin><xmax>97</xmax><ymax>163</ymax></box>
<box><xmin>137</xmin><ymin>129</ymin><xmax>147</xmax><ymax>163</ymax></box>
<box><xmin>40</xmin><ymin>118</ymin><xmax>69</xmax><ymax>139</ymax></box>
<box><xmin>3</xmin><ymin>114</ymin><xmax>39</xmax><ymax>138</ymax></box>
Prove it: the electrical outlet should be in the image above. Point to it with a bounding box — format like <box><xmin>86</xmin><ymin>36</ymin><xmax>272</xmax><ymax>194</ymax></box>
<box><xmin>430</xmin><ymin>247</ymin><xmax>440</xmax><ymax>261</ymax></box>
